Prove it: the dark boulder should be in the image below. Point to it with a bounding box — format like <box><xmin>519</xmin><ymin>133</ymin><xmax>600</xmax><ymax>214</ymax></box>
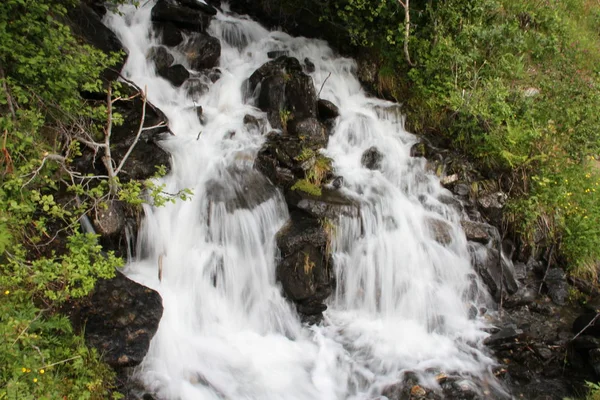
<box><xmin>461</xmin><ymin>220</ymin><xmax>492</xmax><ymax>244</ymax></box>
<box><xmin>543</xmin><ymin>268</ymin><xmax>569</xmax><ymax>305</ymax></box>
<box><xmin>470</xmin><ymin>243</ymin><xmax>518</xmax><ymax>301</ymax></box>
<box><xmin>361</xmin><ymin>146</ymin><xmax>383</xmax><ymax>170</ymax></box>
<box><xmin>181</xmin><ymin>34</ymin><xmax>222</xmax><ymax>70</ymax></box>
<box><xmin>183</xmin><ymin>77</ymin><xmax>210</xmax><ymax>102</ymax></box>
<box><xmin>304</xmin><ymin>57</ymin><xmax>316</xmax><ymax>73</ymax></box>
<box><xmin>248</xmin><ymin>56</ymin><xmax>317</xmax><ymax>129</ymax></box>
<box><xmin>573</xmin><ymin>313</ymin><xmax>600</xmax><ymax>337</ymax></box>
<box><xmin>151</xmin><ymin>0</ymin><xmax>212</xmax><ymax>32</ymax></box>
<box><xmin>93</xmin><ymin>200</ymin><xmax>126</xmax><ymax>237</ymax></box>
<box><xmin>67</xmin><ymin>3</ymin><xmax>126</xmax><ymax>83</ymax></box>
<box><xmin>73</xmin><ymin>270</ymin><xmax>162</xmax><ymax>369</ymax></box>
<box><xmin>317</xmin><ymin>99</ymin><xmax>339</xmax><ymax>121</ymax></box>
<box><xmin>287</xmin><ymin>117</ymin><xmax>327</xmax><ymax>145</ymax></box>
<box><xmin>477</xmin><ymin>191</ymin><xmax>507</xmax><ymax>226</ymax></box>
<box><xmin>276</xmin><ymin>211</ymin><xmax>334</xmax><ymax>320</ymax></box>
<box><xmin>287</xmin><ymin>187</ymin><xmax>358</xmax><ymax>220</ymax></box>
<box><xmin>174</xmin><ymin>0</ymin><xmax>217</xmax><ymax>15</ymax></box>
<box><xmin>427</xmin><ymin>217</ymin><xmax>453</xmax><ymax>246</ymax></box>
<box><xmin>158</xmin><ymin>64</ymin><xmax>189</xmax><ymax>87</ymax></box>
<box><xmin>147</xmin><ymin>46</ymin><xmax>174</xmax><ymax>72</ymax></box>
<box><xmin>154</xmin><ymin>21</ymin><xmax>184</xmax><ymax>47</ymax></box>
<box><xmin>268</xmin><ymin>50</ymin><xmax>289</xmax><ymax>59</ymax></box>
<box><xmin>205</xmin><ymin>167</ymin><xmax>278</xmax><ymax>212</ymax></box>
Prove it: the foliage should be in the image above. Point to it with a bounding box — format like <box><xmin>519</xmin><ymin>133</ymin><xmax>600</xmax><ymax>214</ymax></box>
<box><xmin>319</xmin><ymin>0</ymin><xmax>600</xmax><ymax>278</ymax></box>
<box><xmin>291</xmin><ymin>178</ymin><xmax>322</xmax><ymax>196</ymax></box>
<box><xmin>0</xmin><ymin>0</ymin><xmax>178</xmax><ymax>397</ymax></box>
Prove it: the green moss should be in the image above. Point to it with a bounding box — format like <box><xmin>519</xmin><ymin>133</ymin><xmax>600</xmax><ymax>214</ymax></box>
<box><xmin>291</xmin><ymin>179</ymin><xmax>322</xmax><ymax>196</ymax></box>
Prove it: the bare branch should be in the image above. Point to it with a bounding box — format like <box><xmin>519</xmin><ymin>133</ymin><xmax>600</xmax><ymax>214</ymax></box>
<box><xmin>114</xmin><ymin>86</ymin><xmax>157</xmax><ymax>176</ymax></box>
<box><xmin>0</xmin><ymin>66</ymin><xmax>16</xmax><ymax>120</ymax></box>
<box><xmin>397</xmin><ymin>0</ymin><xmax>416</xmax><ymax>67</ymax></box>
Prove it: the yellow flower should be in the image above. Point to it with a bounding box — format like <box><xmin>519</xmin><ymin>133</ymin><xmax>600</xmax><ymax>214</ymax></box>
<box><xmin>26</xmin><ymin>368</ymin><xmax>31</xmax><ymax>373</ymax></box>
<box><xmin>39</xmin><ymin>369</ymin><xmax>45</xmax><ymax>374</ymax></box>
<box><xmin>33</xmin><ymin>378</ymin><xmax>37</xmax><ymax>383</ymax></box>
<box><xmin>4</xmin><ymin>290</ymin><xmax>9</xmax><ymax>295</ymax></box>
<box><xmin>21</xmin><ymin>368</ymin><xmax>26</xmax><ymax>373</ymax></box>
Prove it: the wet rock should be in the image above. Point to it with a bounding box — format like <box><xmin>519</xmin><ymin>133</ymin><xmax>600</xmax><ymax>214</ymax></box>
<box><xmin>67</xmin><ymin>3</ymin><xmax>126</xmax><ymax>83</ymax></box>
<box><xmin>276</xmin><ymin>211</ymin><xmax>334</xmax><ymax>319</ymax></box>
<box><xmin>470</xmin><ymin>244</ymin><xmax>518</xmax><ymax>300</ymax></box>
<box><xmin>94</xmin><ymin>200</ymin><xmax>125</xmax><ymax>237</ymax></box>
<box><xmin>317</xmin><ymin>99</ymin><xmax>339</xmax><ymax>120</ymax></box>
<box><xmin>183</xmin><ymin>78</ymin><xmax>210</xmax><ymax>102</ymax></box>
<box><xmin>195</xmin><ymin>105</ymin><xmax>203</xmax><ymax>121</ymax></box>
<box><xmin>304</xmin><ymin>57</ymin><xmax>315</xmax><ymax>73</ymax></box>
<box><xmin>158</xmin><ymin>64</ymin><xmax>189</xmax><ymax>87</ymax></box>
<box><xmin>248</xmin><ymin>56</ymin><xmax>317</xmax><ymax>129</ymax></box>
<box><xmin>453</xmin><ymin>183</ymin><xmax>471</xmax><ymax>197</ymax></box>
<box><xmin>287</xmin><ymin>117</ymin><xmax>327</xmax><ymax>145</ymax></box>
<box><xmin>147</xmin><ymin>46</ymin><xmax>174</xmax><ymax>72</ymax></box>
<box><xmin>504</xmin><ymin>287</ymin><xmax>537</xmax><ymax>308</ymax></box>
<box><xmin>361</xmin><ymin>146</ymin><xmax>383</xmax><ymax>170</ymax></box>
<box><xmin>154</xmin><ymin>21</ymin><xmax>184</xmax><ymax>46</ymax></box>
<box><xmin>287</xmin><ymin>187</ymin><xmax>358</xmax><ymax>220</ymax></box>
<box><xmin>544</xmin><ymin>268</ymin><xmax>568</xmax><ymax>305</ymax></box>
<box><xmin>182</xmin><ymin>33</ymin><xmax>221</xmax><ymax>70</ymax></box>
<box><xmin>151</xmin><ymin>0</ymin><xmax>212</xmax><ymax>32</ymax></box>
<box><xmin>427</xmin><ymin>217</ymin><xmax>453</xmax><ymax>245</ymax></box>
<box><xmin>461</xmin><ymin>220</ymin><xmax>491</xmax><ymax>244</ymax></box>
<box><xmin>410</xmin><ymin>142</ymin><xmax>428</xmax><ymax>158</ymax></box>
<box><xmin>267</xmin><ymin>50</ymin><xmax>289</xmax><ymax>59</ymax></box>
<box><xmin>331</xmin><ymin>176</ymin><xmax>343</xmax><ymax>189</ymax></box>
<box><xmin>73</xmin><ymin>270</ymin><xmax>163</xmax><ymax>369</ymax></box>
<box><xmin>174</xmin><ymin>0</ymin><xmax>217</xmax><ymax>15</ymax></box>
<box><xmin>485</xmin><ymin>327</ymin><xmax>524</xmax><ymax>347</ymax></box>
<box><xmin>477</xmin><ymin>191</ymin><xmax>507</xmax><ymax>226</ymax></box>
<box><xmin>205</xmin><ymin>167</ymin><xmax>278</xmax><ymax>212</ymax></box>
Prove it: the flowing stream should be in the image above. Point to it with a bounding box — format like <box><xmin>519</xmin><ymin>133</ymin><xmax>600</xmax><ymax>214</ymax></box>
<box><xmin>106</xmin><ymin>3</ymin><xmax>504</xmax><ymax>399</ymax></box>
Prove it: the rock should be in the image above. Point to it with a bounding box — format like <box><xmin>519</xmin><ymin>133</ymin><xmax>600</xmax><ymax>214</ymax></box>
<box><xmin>205</xmin><ymin>167</ymin><xmax>278</xmax><ymax>212</ymax></box>
<box><xmin>267</xmin><ymin>50</ymin><xmax>289</xmax><ymax>59</ymax></box>
<box><xmin>410</xmin><ymin>142</ymin><xmax>428</xmax><ymax>158</ymax></box>
<box><xmin>361</xmin><ymin>146</ymin><xmax>383</xmax><ymax>170</ymax></box>
<box><xmin>174</xmin><ymin>0</ymin><xmax>217</xmax><ymax>15</ymax></box>
<box><xmin>331</xmin><ymin>176</ymin><xmax>343</xmax><ymax>189</ymax></box>
<box><xmin>94</xmin><ymin>200</ymin><xmax>125</xmax><ymax>237</ymax></box>
<box><xmin>67</xmin><ymin>3</ymin><xmax>126</xmax><ymax>83</ymax></box>
<box><xmin>453</xmin><ymin>183</ymin><xmax>471</xmax><ymax>197</ymax></box>
<box><xmin>276</xmin><ymin>211</ymin><xmax>334</xmax><ymax>319</ymax></box>
<box><xmin>151</xmin><ymin>0</ymin><xmax>212</xmax><ymax>32</ymax></box>
<box><xmin>158</xmin><ymin>64</ymin><xmax>189</xmax><ymax>87</ymax></box>
<box><xmin>440</xmin><ymin>173</ymin><xmax>459</xmax><ymax>187</ymax></box>
<box><xmin>73</xmin><ymin>270</ymin><xmax>163</xmax><ymax>369</ymax></box>
<box><xmin>181</xmin><ymin>33</ymin><xmax>221</xmax><ymax>70</ymax></box>
<box><xmin>287</xmin><ymin>117</ymin><xmax>327</xmax><ymax>145</ymax></box>
<box><xmin>304</xmin><ymin>57</ymin><xmax>315</xmax><ymax>73</ymax></box>
<box><xmin>248</xmin><ymin>56</ymin><xmax>317</xmax><ymax>129</ymax></box>
<box><xmin>544</xmin><ymin>268</ymin><xmax>568</xmax><ymax>305</ymax></box>
<box><xmin>504</xmin><ymin>287</ymin><xmax>537</xmax><ymax>308</ymax></box>
<box><xmin>470</xmin><ymin>244</ymin><xmax>519</xmax><ymax>300</ymax></box>
<box><xmin>461</xmin><ymin>220</ymin><xmax>491</xmax><ymax>244</ymax></box>
<box><xmin>287</xmin><ymin>187</ymin><xmax>358</xmax><ymax>220</ymax></box>
<box><xmin>477</xmin><ymin>191</ymin><xmax>507</xmax><ymax>225</ymax></box>
<box><xmin>154</xmin><ymin>21</ymin><xmax>184</xmax><ymax>46</ymax></box>
<box><xmin>183</xmin><ymin>78</ymin><xmax>210</xmax><ymax>102</ymax></box>
<box><xmin>317</xmin><ymin>99</ymin><xmax>339</xmax><ymax>120</ymax></box>
<box><xmin>427</xmin><ymin>217</ymin><xmax>453</xmax><ymax>245</ymax></box>
<box><xmin>573</xmin><ymin>313</ymin><xmax>600</xmax><ymax>337</ymax></box>
<box><xmin>485</xmin><ymin>327</ymin><xmax>524</xmax><ymax>347</ymax></box>
<box><xmin>147</xmin><ymin>46</ymin><xmax>174</xmax><ymax>71</ymax></box>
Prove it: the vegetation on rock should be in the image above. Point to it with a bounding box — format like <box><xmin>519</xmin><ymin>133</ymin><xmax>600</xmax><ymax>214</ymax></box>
<box><xmin>0</xmin><ymin>0</ymin><xmax>185</xmax><ymax>397</ymax></box>
<box><xmin>315</xmin><ymin>0</ymin><xmax>600</xmax><ymax>279</ymax></box>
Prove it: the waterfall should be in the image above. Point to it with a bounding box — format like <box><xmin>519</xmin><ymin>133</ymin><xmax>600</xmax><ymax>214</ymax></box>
<box><xmin>105</xmin><ymin>2</ymin><xmax>505</xmax><ymax>399</ymax></box>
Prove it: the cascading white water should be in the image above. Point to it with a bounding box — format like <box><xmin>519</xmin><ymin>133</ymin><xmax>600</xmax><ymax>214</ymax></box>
<box><xmin>105</xmin><ymin>2</ymin><xmax>505</xmax><ymax>399</ymax></box>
